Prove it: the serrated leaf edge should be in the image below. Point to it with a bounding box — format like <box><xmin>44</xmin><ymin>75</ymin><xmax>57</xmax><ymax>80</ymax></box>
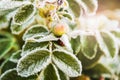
<box><xmin>52</xmin><ymin>49</ymin><xmax>82</xmax><ymax>77</ymax></box>
<box><xmin>95</xmin><ymin>31</ymin><xmax>119</xmax><ymax>58</ymax></box>
<box><xmin>39</xmin><ymin>64</ymin><xmax>61</xmax><ymax>80</ymax></box>
<box><xmin>10</xmin><ymin>50</ymin><xmax>21</xmax><ymax>63</ymax></box>
<box><xmin>28</xmin><ymin>34</ymin><xmax>59</xmax><ymax>42</ymax></box>
<box><xmin>23</xmin><ymin>25</ymin><xmax>49</xmax><ymax>41</ymax></box>
<box><xmin>21</xmin><ymin>41</ymin><xmax>49</xmax><ymax>56</ymax></box>
<box><xmin>13</xmin><ymin>3</ymin><xmax>36</xmax><ymax>25</ymax></box>
<box><xmin>11</xmin><ymin>16</ymin><xmax>35</xmax><ymax>35</ymax></box>
<box><xmin>80</xmin><ymin>35</ymin><xmax>98</xmax><ymax>59</ymax></box>
<box><xmin>17</xmin><ymin>48</ymin><xmax>51</xmax><ymax>77</ymax></box>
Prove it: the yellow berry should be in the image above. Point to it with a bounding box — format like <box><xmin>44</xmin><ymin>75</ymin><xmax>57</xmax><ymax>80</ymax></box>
<box><xmin>52</xmin><ymin>22</ymin><xmax>68</xmax><ymax>37</ymax></box>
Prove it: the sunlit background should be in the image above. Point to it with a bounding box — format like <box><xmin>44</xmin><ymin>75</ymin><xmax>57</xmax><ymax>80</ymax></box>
<box><xmin>98</xmin><ymin>0</ymin><xmax>120</xmax><ymax>21</ymax></box>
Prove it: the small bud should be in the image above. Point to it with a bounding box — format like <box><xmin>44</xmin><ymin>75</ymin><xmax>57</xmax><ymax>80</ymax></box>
<box><xmin>39</xmin><ymin>7</ymin><xmax>47</xmax><ymax>18</ymax></box>
<box><xmin>52</xmin><ymin>22</ymin><xmax>68</xmax><ymax>37</ymax></box>
<box><xmin>38</xmin><ymin>4</ymin><xmax>57</xmax><ymax>18</ymax></box>
<box><xmin>57</xmin><ymin>0</ymin><xmax>63</xmax><ymax>5</ymax></box>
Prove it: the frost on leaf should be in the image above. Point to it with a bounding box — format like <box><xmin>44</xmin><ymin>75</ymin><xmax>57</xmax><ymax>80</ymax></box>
<box><xmin>77</xmin><ymin>48</ymin><xmax>103</xmax><ymax>69</ymax></box>
<box><xmin>17</xmin><ymin>49</ymin><xmax>51</xmax><ymax>77</ymax></box>
<box><xmin>14</xmin><ymin>3</ymin><xmax>36</xmax><ymax>24</ymax></box>
<box><xmin>21</xmin><ymin>41</ymin><xmax>48</xmax><ymax>56</ymax></box>
<box><xmin>80</xmin><ymin>0</ymin><xmax>98</xmax><ymax>15</ymax></box>
<box><xmin>111</xmin><ymin>30</ymin><xmax>120</xmax><ymax>39</ymax></box>
<box><xmin>0</xmin><ymin>0</ymin><xmax>28</xmax><ymax>16</ymax></box>
<box><xmin>52</xmin><ymin>49</ymin><xmax>82</xmax><ymax>77</ymax></box>
<box><xmin>39</xmin><ymin>64</ymin><xmax>60</xmax><ymax>80</ymax></box>
<box><xmin>60</xmin><ymin>34</ymin><xmax>73</xmax><ymax>52</ymax></box>
<box><xmin>11</xmin><ymin>17</ymin><xmax>35</xmax><ymax>35</ymax></box>
<box><xmin>84</xmin><ymin>63</ymin><xmax>112</xmax><ymax>76</ymax></box>
<box><xmin>81</xmin><ymin>34</ymin><xmax>98</xmax><ymax>59</ymax></box>
<box><xmin>0</xmin><ymin>69</ymin><xmax>37</xmax><ymax>80</ymax></box>
<box><xmin>31</xmin><ymin>34</ymin><xmax>59</xmax><ymax>42</ymax></box>
<box><xmin>67</xmin><ymin>0</ymin><xmax>98</xmax><ymax>17</ymax></box>
<box><xmin>71</xmin><ymin>36</ymin><xmax>81</xmax><ymax>55</ymax></box>
<box><xmin>96</xmin><ymin>31</ymin><xmax>118</xmax><ymax>58</ymax></box>
<box><xmin>10</xmin><ymin>50</ymin><xmax>21</xmax><ymax>63</ymax></box>
<box><xmin>23</xmin><ymin>25</ymin><xmax>49</xmax><ymax>40</ymax></box>
<box><xmin>58</xmin><ymin>69</ymin><xmax>69</xmax><ymax>80</ymax></box>
<box><xmin>111</xmin><ymin>30</ymin><xmax>120</xmax><ymax>46</ymax></box>
<box><xmin>0</xmin><ymin>60</ymin><xmax>16</xmax><ymax>74</ymax></box>
<box><xmin>0</xmin><ymin>16</ymin><xmax>9</xmax><ymax>29</ymax></box>
<box><xmin>67</xmin><ymin>0</ymin><xmax>82</xmax><ymax>17</ymax></box>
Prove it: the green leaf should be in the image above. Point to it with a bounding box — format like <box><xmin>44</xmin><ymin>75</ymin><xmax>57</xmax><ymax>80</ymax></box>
<box><xmin>17</xmin><ymin>49</ymin><xmax>51</xmax><ymax>77</ymax></box>
<box><xmin>11</xmin><ymin>16</ymin><xmax>35</xmax><ymax>34</ymax></box>
<box><xmin>99</xmin><ymin>55</ymin><xmax>120</xmax><ymax>75</ymax></box>
<box><xmin>0</xmin><ymin>32</ymin><xmax>15</xmax><ymax>59</ymax></box>
<box><xmin>67</xmin><ymin>20</ymin><xmax>77</xmax><ymax>30</ymax></box>
<box><xmin>80</xmin><ymin>0</ymin><xmax>98</xmax><ymax>15</ymax></box>
<box><xmin>52</xmin><ymin>49</ymin><xmax>82</xmax><ymax>77</ymax></box>
<box><xmin>81</xmin><ymin>34</ymin><xmax>97</xmax><ymax>59</ymax></box>
<box><xmin>59</xmin><ymin>12</ymin><xmax>73</xmax><ymax>20</ymax></box>
<box><xmin>0</xmin><ymin>0</ymin><xmax>28</xmax><ymax>16</ymax></box>
<box><xmin>67</xmin><ymin>0</ymin><xmax>82</xmax><ymax>17</ymax></box>
<box><xmin>0</xmin><ymin>60</ymin><xmax>16</xmax><ymax>74</ymax></box>
<box><xmin>111</xmin><ymin>29</ymin><xmax>120</xmax><ymax>46</ymax></box>
<box><xmin>0</xmin><ymin>69</ymin><xmax>37</xmax><ymax>80</ymax></box>
<box><xmin>32</xmin><ymin>34</ymin><xmax>58</xmax><ymax>42</ymax></box>
<box><xmin>53</xmin><ymin>43</ymin><xmax>69</xmax><ymax>52</ymax></box>
<box><xmin>0</xmin><ymin>16</ymin><xmax>9</xmax><ymax>29</ymax></box>
<box><xmin>39</xmin><ymin>64</ymin><xmax>60</xmax><ymax>80</ymax></box>
<box><xmin>58</xmin><ymin>69</ymin><xmax>69</xmax><ymax>80</ymax></box>
<box><xmin>111</xmin><ymin>30</ymin><xmax>120</xmax><ymax>39</ymax></box>
<box><xmin>10</xmin><ymin>50</ymin><xmax>21</xmax><ymax>63</ymax></box>
<box><xmin>0</xmin><ymin>40</ymin><xmax>12</xmax><ymax>59</ymax></box>
<box><xmin>21</xmin><ymin>41</ymin><xmax>48</xmax><ymax>56</ymax></box>
<box><xmin>71</xmin><ymin>36</ymin><xmax>81</xmax><ymax>55</ymax></box>
<box><xmin>14</xmin><ymin>3</ymin><xmax>36</xmax><ymax>24</ymax></box>
<box><xmin>77</xmin><ymin>48</ymin><xmax>103</xmax><ymax>69</ymax></box>
<box><xmin>2</xmin><ymin>42</ymin><xmax>20</xmax><ymax>60</ymax></box>
<box><xmin>84</xmin><ymin>63</ymin><xmax>112</xmax><ymax>77</ymax></box>
<box><xmin>96</xmin><ymin>31</ymin><xmax>118</xmax><ymax>58</ymax></box>
<box><xmin>23</xmin><ymin>25</ymin><xmax>49</xmax><ymax>40</ymax></box>
<box><xmin>63</xmin><ymin>13</ymin><xmax>73</xmax><ymax>20</ymax></box>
